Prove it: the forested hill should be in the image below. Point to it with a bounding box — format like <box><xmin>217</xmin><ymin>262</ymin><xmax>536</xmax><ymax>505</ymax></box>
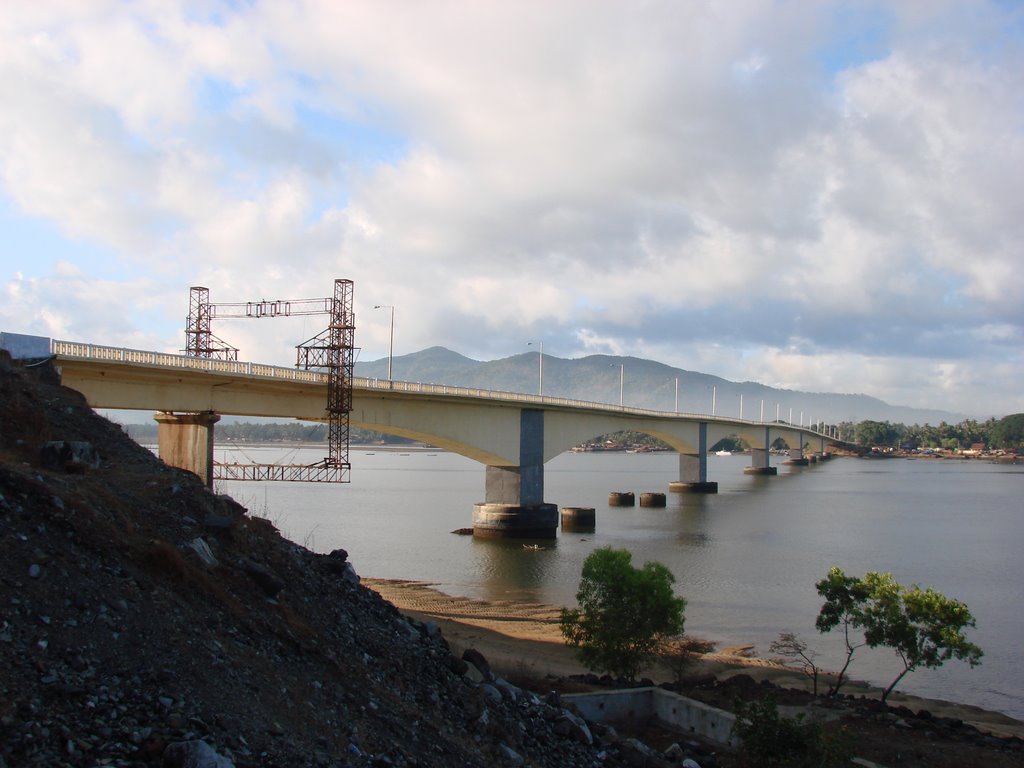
<box><xmin>356</xmin><ymin>347</ymin><xmax>965</xmax><ymax>426</ymax></box>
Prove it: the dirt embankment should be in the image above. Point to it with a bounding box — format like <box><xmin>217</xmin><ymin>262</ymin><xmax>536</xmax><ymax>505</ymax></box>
<box><xmin>2</xmin><ymin>352</ymin><xmax>1022</xmax><ymax>768</ymax></box>
<box><xmin>0</xmin><ymin>355</ymin><xmax>667</xmax><ymax>768</ymax></box>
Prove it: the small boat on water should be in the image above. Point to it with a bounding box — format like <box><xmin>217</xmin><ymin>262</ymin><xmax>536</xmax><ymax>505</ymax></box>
<box><xmin>716</xmin><ymin>450</ymin><xmax>732</xmax><ymax>456</ymax></box>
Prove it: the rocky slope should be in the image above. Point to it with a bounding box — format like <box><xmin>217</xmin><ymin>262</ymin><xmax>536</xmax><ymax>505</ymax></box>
<box><xmin>0</xmin><ymin>354</ymin><xmax>669</xmax><ymax>767</ymax></box>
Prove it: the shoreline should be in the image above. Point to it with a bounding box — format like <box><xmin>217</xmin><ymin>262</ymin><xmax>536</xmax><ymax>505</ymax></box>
<box><xmin>364</xmin><ymin>577</ymin><xmax>1024</xmax><ymax>740</ymax></box>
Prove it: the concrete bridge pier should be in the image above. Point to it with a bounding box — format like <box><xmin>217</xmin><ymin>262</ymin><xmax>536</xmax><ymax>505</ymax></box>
<box><xmin>744</xmin><ymin>427</ymin><xmax>778</xmax><ymax>476</ymax></box>
<box><xmin>154</xmin><ymin>411</ymin><xmax>220</xmax><ymax>488</ymax></box>
<box><xmin>472</xmin><ymin>410</ymin><xmax>558</xmax><ymax>539</ymax></box>
<box><xmin>669</xmin><ymin>423</ymin><xmax>718</xmax><ymax>493</ymax></box>
<box><xmin>783</xmin><ymin>445</ymin><xmax>809</xmax><ymax>466</ymax></box>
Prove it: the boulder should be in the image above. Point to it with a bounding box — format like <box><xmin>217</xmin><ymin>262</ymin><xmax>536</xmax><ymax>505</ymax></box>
<box><xmin>162</xmin><ymin>739</ymin><xmax>235</xmax><ymax>768</ymax></box>
<box><xmin>238</xmin><ymin>558</ymin><xmax>285</xmax><ymax>597</ymax></box>
<box><xmin>462</xmin><ymin>648</ymin><xmax>493</xmax><ymax>682</ymax></box>
<box><xmin>40</xmin><ymin>441</ymin><xmax>100</xmax><ymax>472</ymax></box>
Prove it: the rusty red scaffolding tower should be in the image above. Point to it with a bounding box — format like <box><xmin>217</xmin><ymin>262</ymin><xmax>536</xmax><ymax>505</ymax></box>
<box><xmin>183</xmin><ymin>279</ymin><xmax>355</xmax><ymax>482</ymax></box>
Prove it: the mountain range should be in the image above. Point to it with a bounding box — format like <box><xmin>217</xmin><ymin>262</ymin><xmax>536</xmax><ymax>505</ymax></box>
<box><xmin>354</xmin><ymin>347</ymin><xmax>965</xmax><ymax>427</ymax></box>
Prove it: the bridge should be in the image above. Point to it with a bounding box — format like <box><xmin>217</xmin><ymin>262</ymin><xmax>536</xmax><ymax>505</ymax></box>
<box><xmin>34</xmin><ymin>338</ymin><xmax>843</xmax><ymax>539</ymax></box>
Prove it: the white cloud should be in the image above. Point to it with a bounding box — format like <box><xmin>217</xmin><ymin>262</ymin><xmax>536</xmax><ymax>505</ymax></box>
<box><xmin>0</xmin><ymin>1</ymin><xmax>1021</xmax><ymax>418</ymax></box>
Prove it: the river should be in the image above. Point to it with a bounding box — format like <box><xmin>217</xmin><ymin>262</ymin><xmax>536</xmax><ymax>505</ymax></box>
<box><xmin>213</xmin><ymin>446</ymin><xmax>1024</xmax><ymax>720</ymax></box>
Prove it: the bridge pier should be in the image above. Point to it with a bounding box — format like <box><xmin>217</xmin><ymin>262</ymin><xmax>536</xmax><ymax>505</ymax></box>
<box><xmin>472</xmin><ymin>410</ymin><xmax>558</xmax><ymax>539</ymax></box>
<box><xmin>154</xmin><ymin>411</ymin><xmax>220</xmax><ymax>488</ymax></box>
<box><xmin>669</xmin><ymin>423</ymin><xmax>718</xmax><ymax>493</ymax></box>
<box><xmin>744</xmin><ymin>448</ymin><xmax>777</xmax><ymax>475</ymax></box>
<box><xmin>783</xmin><ymin>445</ymin><xmax>809</xmax><ymax>466</ymax></box>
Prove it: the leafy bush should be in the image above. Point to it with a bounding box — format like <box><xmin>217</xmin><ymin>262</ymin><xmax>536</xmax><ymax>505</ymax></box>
<box><xmin>730</xmin><ymin>696</ymin><xmax>851</xmax><ymax>767</ymax></box>
<box><xmin>560</xmin><ymin>547</ymin><xmax>685</xmax><ymax>680</ymax></box>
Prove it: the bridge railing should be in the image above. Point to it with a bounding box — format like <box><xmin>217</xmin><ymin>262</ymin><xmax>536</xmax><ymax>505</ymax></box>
<box><xmin>52</xmin><ymin>340</ymin><xmax>325</xmax><ymax>383</ymax></box>
<box><xmin>51</xmin><ymin>339</ymin><xmax>832</xmax><ymax>435</ymax></box>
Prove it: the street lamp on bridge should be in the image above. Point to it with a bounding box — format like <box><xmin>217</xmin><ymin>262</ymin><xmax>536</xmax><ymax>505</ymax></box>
<box><xmin>609</xmin><ymin>363</ymin><xmax>624</xmax><ymax>407</ymax></box>
<box><xmin>527</xmin><ymin>341</ymin><xmax>543</xmax><ymax>396</ymax></box>
<box><xmin>373</xmin><ymin>304</ymin><xmax>395</xmax><ymax>381</ymax></box>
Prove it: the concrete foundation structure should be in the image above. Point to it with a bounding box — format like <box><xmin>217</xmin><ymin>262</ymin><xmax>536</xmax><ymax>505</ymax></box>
<box><xmin>560</xmin><ymin>506</ymin><xmax>596</xmax><ymax>532</ymax></box>
<box><xmin>639</xmin><ymin>492</ymin><xmax>667</xmax><ymax>508</ymax></box>
<box><xmin>563</xmin><ymin>687</ymin><xmax>737</xmax><ymax>749</ymax></box>
<box><xmin>608</xmin><ymin>491</ymin><xmax>636</xmax><ymax>507</ymax></box>
<box><xmin>669</xmin><ymin>480</ymin><xmax>720</xmax><ymax>493</ymax></box>
<box><xmin>154</xmin><ymin>411</ymin><xmax>220</xmax><ymax>488</ymax></box>
<box><xmin>783</xmin><ymin>446</ymin><xmax>809</xmax><ymax>466</ymax></box>
<box><xmin>472</xmin><ymin>502</ymin><xmax>559</xmax><ymax>539</ymax></box>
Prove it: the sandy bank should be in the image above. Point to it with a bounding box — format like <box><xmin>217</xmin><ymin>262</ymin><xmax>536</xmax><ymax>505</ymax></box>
<box><xmin>364</xmin><ymin>578</ymin><xmax>1024</xmax><ymax>740</ymax></box>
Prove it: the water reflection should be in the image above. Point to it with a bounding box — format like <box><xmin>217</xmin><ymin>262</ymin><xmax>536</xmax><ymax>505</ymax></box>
<box><xmin>471</xmin><ymin>537</ymin><xmax>560</xmax><ymax>602</ymax></box>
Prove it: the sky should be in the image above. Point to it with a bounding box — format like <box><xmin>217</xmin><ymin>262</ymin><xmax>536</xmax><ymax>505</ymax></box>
<box><xmin>1</xmin><ymin>1</ymin><xmax>1022</xmax><ymax>420</ymax></box>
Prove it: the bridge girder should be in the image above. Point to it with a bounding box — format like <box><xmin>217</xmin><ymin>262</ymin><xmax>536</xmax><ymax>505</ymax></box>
<box><xmin>55</xmin><ymin>355</ymin><xmax>837</xmax><ymax>467</ymax></box>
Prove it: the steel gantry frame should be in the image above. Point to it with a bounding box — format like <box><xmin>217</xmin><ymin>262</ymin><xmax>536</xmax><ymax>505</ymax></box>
<box><xmin>183</xmin><ymin>279</ymin><xmax>356</xmax><ymax>483</ymax></box>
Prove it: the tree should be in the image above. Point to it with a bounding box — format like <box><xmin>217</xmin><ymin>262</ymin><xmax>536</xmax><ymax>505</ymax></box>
<box><xmin>857</xmin><ymin>573</ymin><xmax>983</xmax><ymax>703</ymax></box>
<box><xmin>854</xmin><ymin>420</ymin><xmax>900</xmax><ymax>448</ymax></box>
<box><xmin>990</xmin><ymin>413</ymin><xmax>1024</xmax><ymax>450</ymax></box>
<box><xmin>814</xmin><ymin>567</ymin><xmax>870</xmax><ymax>695</ymax></box>
<box><xmin>769</xmin><ymin>632</ymin><xmax>822</xmax><ymax>695</ymax></box>
<box><xmin>560</xmin><ymin>547</ymin><xmax>685</xmax><ymax>680</ymax></box>
<box><xmin>660</xmin><ymin>635</ymin><xmax>716</xmax><ymax>684</ymax></box>
<box><xmin>816</xmin><ymin>567</ymin><xmax>983</xmax><ymax>704</ymax></box>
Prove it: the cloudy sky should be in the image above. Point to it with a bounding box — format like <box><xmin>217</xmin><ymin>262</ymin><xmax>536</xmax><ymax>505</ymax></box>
<box><xmin>1</xmin><ymin>1</ymin><xmax>1021</xmax><ymax>419</ymax></box>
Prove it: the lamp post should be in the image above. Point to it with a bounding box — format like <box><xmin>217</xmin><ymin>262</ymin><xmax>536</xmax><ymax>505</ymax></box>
<box><xmin>674</xmin><ymin>377</ymin><xmax>679</xmax><ymax>413</ymax></box>
<box><xmin>528</xmin><ymin>341</ymin><xmax>543</xmax><ymax>396</ymax></box>
<box><xmin>373</xmin><ymin>304</ymin><xmax>394</xmax><ymax>381</ymax></box>
<box><xmin>712</xmin><ymin>385</ymin><xmax>717</xmax><ymax>416</ymax></box>
<box><xmin>610</xmin><ymin>363</ymin><xmax>624</xmax><ymax>407</ymax></box>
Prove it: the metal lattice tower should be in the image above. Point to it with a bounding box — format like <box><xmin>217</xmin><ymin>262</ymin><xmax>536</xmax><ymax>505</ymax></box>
<box><xmin>182</xmin><ymin>280</ymin><xmax>355</xmax><ymax>483</ymax></box>
<box><xmin>184</xmin><ymin>287</ymin><xmax>239</xmax><ymax>360</ymax></box>
<box><xmin>295</xmin><ymin>279</ymin><xmax>355</xmax><ymax>480</ymax></box>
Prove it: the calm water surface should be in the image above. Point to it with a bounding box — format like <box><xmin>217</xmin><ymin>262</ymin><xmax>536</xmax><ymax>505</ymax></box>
<box><xmin>216</xmin><ymin>447</ymin><xmax>1024</xmax><ymax>719</ymax></box>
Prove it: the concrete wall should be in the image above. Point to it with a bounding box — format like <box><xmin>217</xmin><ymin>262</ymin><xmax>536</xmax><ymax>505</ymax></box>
<box><xmin>563</xmin><ymin>687</ymin><xmax>737</xmax><ymax>748</ymax></box>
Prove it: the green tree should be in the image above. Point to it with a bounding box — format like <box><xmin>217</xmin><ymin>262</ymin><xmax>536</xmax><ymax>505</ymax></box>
<box><xmin>814</xmin><ymin>567</ymin><xmax>870</xmax><ymax>695</ymax></box>
<box><xmin>990</xmin><ymin>413</ymin><xmax>1024</xmax><ymax>450</ymax></box>
<box><xmin>858</xmin><ymin>573</ymin><xmax>983</xmax><ymax>702</ymax></box>
<box><xmin>560</xmin><ymin>547</ymin><xmax>685</xmax><ymax>680</ymax></box>
<box><xmin>816</xmin><ymin>568</ymin><xmax>983</xmax><ymax>704</ymax></box>
<box><xmin>854</xmin><ymin>420</ymin><xmax>900</xmax><ymax>448</ymax></box>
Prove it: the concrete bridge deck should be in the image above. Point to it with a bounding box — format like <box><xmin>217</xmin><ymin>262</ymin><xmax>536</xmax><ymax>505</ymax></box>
<box><xmin>43</xmin><ymin>339</ymin><xmax>841</xmax><ymax>538</ymax></box>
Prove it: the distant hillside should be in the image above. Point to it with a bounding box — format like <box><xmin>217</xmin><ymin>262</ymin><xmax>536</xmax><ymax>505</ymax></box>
<box><xmin>356</xmin><ymin>348</ymin><xmax>964</xmax><ymax>426</ymax></box>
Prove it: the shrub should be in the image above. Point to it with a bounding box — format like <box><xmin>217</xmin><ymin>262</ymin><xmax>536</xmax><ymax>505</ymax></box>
<box><xmin>560</xmin><ymin>547</ymin><xmax>685</xmax><ymax>680</ymax></box>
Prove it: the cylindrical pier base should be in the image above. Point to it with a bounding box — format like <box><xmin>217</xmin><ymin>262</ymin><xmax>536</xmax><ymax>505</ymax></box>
<box><xmin>561</xmin><ymin>506</ymin><xmax>596</xmax><ymax>532</ymax></box>
<box><xmin>669</xmin><ymin>481</ymin><xmax>719</xmax><ymax>494</ymax></box>
<box><xmin>472</xmin><ymin>503</ymin><xmax>558</xmax><ymax>539</ymax></box>
<box><xmin>743</xmin><ymin>466</ymin><xmax>778</xmax><ymax>475</ymax></box>
<box><xmin>783</xmin><ymin>457</ymin><xmax>809</xmax><ymax>466</ymax></box>
<box><xmin>639</xmin><ymin>492</ymin><xmax>666</xmax><ymax>508</ymax></box>
<box><xmin>608</xmin><ymin>491</ymin><xmax>635</xmax><ymax>507</ymax></box>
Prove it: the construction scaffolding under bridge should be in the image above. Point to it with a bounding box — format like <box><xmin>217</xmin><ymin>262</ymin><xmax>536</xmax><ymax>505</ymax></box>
<box><xmin>184</xmin><ymin>279</ymin><xmax>355</xmax><ymax>483</ymax></box>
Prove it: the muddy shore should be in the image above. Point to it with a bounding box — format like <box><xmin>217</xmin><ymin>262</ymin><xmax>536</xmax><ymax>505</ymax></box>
<box><xmin>364</xmin><ymin>577</ymin><xmax>1024</xmax><ymax>741</ymax></box>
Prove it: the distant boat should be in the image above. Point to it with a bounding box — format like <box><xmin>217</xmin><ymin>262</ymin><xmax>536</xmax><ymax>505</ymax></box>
<box><xmin>716</xmin><ymin>450</ymin><xmax>732</xmax><ymax>456</ymax></box>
